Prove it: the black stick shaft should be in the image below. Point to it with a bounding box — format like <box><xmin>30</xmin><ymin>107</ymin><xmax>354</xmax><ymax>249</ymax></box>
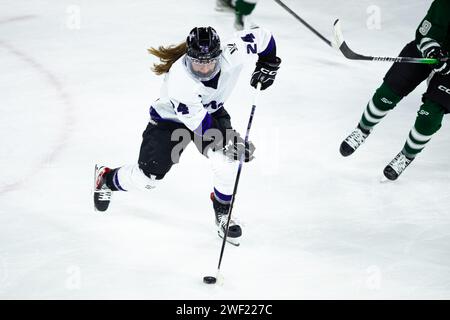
<box><xmin>217</xmin><ymin>89</ymin><xmax>259</xmax><ymax>271</ymax></box>
<box><xmin>333</xmin><ymin>19</ymin><xmax>448</xmax><ymax>65</ymax></box>
<box><xmin>273</xmin><ymin>0</ymin><xmax>332</xmax><ymax>47</ymax></box>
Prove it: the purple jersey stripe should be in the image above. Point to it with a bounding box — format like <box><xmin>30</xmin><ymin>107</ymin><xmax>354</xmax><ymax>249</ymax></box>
<box><xmin>214</xmin><ymin>187</ymin><xmax>232</xmax><ymax>203</ymax></box>
<box><xmin>259</xmin><ymin>36</ymin><xmax>276</xmax><ymax>57</ymax></box>
<box><xmin>194</xmin><ymin>112</ymin><xmax>213</xmax><ymax>136</ymax></box>
<box><xmin>149</xmin><ymin>106</ymin><xmax>178</xmax><ymax>123</ymax></box>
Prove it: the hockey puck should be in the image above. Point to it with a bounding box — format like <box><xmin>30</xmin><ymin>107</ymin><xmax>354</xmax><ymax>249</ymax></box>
<box><xmin>203</xmin><ymin>276</ymin><xmax>217</xmax><ymax>284</ymax></box>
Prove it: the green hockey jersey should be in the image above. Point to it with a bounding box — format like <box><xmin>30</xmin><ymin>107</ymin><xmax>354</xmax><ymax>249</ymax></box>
<box><xmin>415</xmin><ymin>0</ymin><xmax>450</xmax><ymax>53</ymax></box>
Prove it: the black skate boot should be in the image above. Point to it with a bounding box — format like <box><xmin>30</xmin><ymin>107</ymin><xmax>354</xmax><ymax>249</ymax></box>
<box><xmin>210</xmin><ymin>192</ymin><xmax>242</xmax><ymax>246</ymax></box>
<box><xmin>383</xmin><ymin>151</ymin><xmax>414</xmax><ymax>181</ymax></box>
<box><xmin>340</xmin><ymin>125</ymin><xmax>371</xmax><ymax>157</ymax></box>
<box><xmin>93</xmin><ymin>165</ymin><xmax>112</xmax><ymax>212</ymax></box>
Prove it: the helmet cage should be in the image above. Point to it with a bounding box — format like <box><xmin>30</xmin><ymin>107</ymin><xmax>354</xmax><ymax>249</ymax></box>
<box><xmin>185</xmin><ymin>55</ymin><xmax>221</xmax><ymax>81</ymax></box>
<box><xmin>185</xmin><ymin>27</ymin><xmax>222</xmax><ymax>81</ymax></box>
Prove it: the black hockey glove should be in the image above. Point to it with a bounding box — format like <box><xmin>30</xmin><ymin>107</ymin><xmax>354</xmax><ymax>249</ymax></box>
<box><xmin>250</xmin><ymin>57</ymin><xmax>281</xmax><ymax>90</ymax></box>
<box><xmin>211</xmin><ymin>107</ymin><xmax>232</xmax><ymax>133</ymax></box>
<box><xmin>223</xmin><ymin>130</ymin><xmax>255</xmax><ymax>162</ymax></box>
<box><xmin>203</xmin><ymin>108</ymin><xmax>233</xmax><ymax>153</ymax></box>
<box><xmin>423</xmin><ymin>46</ymin><xmax>450</xmax><ymax>75</ymax></box>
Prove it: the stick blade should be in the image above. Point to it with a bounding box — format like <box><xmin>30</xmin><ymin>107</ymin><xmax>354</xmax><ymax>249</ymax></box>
<box><xmin>216</xmin><ymin>270</ymin><xmax>225</xmax><ymax>286</ymax></box>
<box><xmin>333</xmin><ymin>19</ymin><xmax>372</xmax><ymax>61</ymax></box>
<box><xmin>333</xmin><ymin>19</ymin><xmax>345</xmax><ymax>49</ymax></box>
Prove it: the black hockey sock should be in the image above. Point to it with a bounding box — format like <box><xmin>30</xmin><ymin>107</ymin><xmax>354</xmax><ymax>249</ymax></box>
<box><xmin>104</xmin><ymin>168</ymin><xmax>120</xmax><ymax>191</ymax></box>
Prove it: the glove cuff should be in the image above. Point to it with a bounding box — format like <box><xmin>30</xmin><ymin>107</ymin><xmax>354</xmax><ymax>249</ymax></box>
<box><xmin>418</xmin><ymin>38</ymin><xmax>441</xmax><ymax>58</ymax></box>
<box><xmin>257</xmin><ymin>56</ymin><xmax>282</xmax><ymax>69</ymax></box>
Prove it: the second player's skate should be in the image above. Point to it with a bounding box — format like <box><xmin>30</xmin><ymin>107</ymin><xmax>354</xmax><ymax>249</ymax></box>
<box><xmin>383</xmin><ymin>151</ymin><xmax>414</xmax><ymax>181</ymax></box>
<box><xmin>210</xmin><ymin>193</ymin><xmax>242</xmax><ymax>246</ymax></box>
<box><xmin>340</xmin><ymin>126</ymin><xmax>371</xmax><ymax>157</ymax></box>
<box><xmin>234</xmin><ymin>13</ymin><xmax>259</xmax><ymax>31</ymax></box>
<box><xmin>215</xmin><ymin>0</ymin><xmax>235</xmax><ymax>12</ymax></box>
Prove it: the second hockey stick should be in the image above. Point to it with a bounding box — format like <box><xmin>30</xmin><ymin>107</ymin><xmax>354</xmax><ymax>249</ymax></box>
<box><xmin>273</xmin><ymin>0</ymin><xmax>332</xmax><ymax>47</ymax></box>
<box><xmin>333</xmin><ymin>19</ymin><xmax>448</xmax><ymax>65</ymax></box>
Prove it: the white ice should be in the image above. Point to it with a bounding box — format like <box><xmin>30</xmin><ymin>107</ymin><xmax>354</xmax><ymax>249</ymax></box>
<box><xmin>1</xmin><ymin>0</ymin><xmax>449</xmax><ymax>299</ymax></box>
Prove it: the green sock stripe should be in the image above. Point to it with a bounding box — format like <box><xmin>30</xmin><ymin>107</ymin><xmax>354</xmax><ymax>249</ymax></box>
<box><xmin>408</xmin><ymin>132</ymin><xmax>422</xmax><ymax>145</ymax></box>
<box><xmin>359</xmin><ymin>116</ymin><xmax>377</xmax><ymax>129</ymax></box>
<box><xmin>368</xmin><ymin>99</ymin><xmax>391</xmax><ymax>116</ymax></box>
<box><xmin>358</xmin><ymin>120</ymin><xmax>374</xmax><ymax>131</ymax></box>
<box><xmin>365</xmin><ymin>104</ymin><xmax>385</xmax><ymax>121</ymax></box>
<box><xmin>358</xmin><ymin>83</ymin><xmax>401</xmax><ymax>131</ymax></box>
<box><xmin>406</xmin><ymin>134</ymin><xmax>428</xmax><ymax>151</ymax></box>
<box><xmin>402</xmin><ymin>143</ymin><xmax>421</xmax><ymax>158</ymax></box>
<box><xmin>403</xmin><ymin>127</ymin><xmax>432</xmax><ymax>157</ymax></box>
<box><xmin>409</xmin><ymin>127</ymin><xmax>432</xmax><ymax>144</ymax></box>
<box><xmin>362</xmin><ymin>107</ymin><xmax>384</xmax><ymax>125</ymax></box>
<box><xmin>402</xmin><ymin>145</ymin><xmax>418</xmax><ymax>158</ymax></box>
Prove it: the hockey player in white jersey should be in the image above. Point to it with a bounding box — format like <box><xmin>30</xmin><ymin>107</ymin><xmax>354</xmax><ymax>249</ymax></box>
<box><xmin>94</xmin><ymin>26</ymin><xmax>281</xmax><ymax>245</ymax></box>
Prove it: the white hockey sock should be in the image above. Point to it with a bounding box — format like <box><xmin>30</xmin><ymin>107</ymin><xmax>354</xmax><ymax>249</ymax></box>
<box><xmin>115</xmin><ymin>164</ymin><xmax>158</xmax><ymax>192</ymax></box>
<box><xmin>208</xmin><ymin>148</ymin><xmax>238</xmax><ymax>203</ymax></box>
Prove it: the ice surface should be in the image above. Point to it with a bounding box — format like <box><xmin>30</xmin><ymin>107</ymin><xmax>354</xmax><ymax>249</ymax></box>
<box><xmin>1</xmin><ymin>0</ymin><xmax>449</xmax><ymax>299</ymax></box>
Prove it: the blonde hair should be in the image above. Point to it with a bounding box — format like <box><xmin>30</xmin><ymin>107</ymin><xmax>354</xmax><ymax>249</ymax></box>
<box><xmin>147</xmin><ymin>42</ymin><xmax>187</xmax><ymax>75</ymax></box>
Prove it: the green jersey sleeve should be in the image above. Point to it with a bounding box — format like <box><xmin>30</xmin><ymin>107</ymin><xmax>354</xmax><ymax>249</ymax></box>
<box><xmin>415</xmin><ymin>0</ymin><xmax>450</xmax><ymax>52</ymax></box>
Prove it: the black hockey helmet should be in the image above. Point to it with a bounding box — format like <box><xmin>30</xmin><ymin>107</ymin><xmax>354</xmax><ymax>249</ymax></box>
<box><xmin>185</xmin><ymin>27</ymin><xmax>222</xmax><ymax>81</ymax></box>
<box><xmin>186</xmin><ymin>27</ymin><xmax>222</xmax><ymax>60</ymax></box>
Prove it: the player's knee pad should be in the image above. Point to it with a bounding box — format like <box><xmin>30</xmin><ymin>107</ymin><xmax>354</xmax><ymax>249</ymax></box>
<box><xmin>372</xmin><ymin>82</ymin><xmax>402</xmax><ymax>111</ymax></box>
<box><xmin>138</xmin><ymin>163</ymin><xmax>166</xmax><ymax>180</ymax></box>
<box><xmin>415</xmin><ymin>100</ymin><xmax>445</xmax><ymax>135</ymax></box>
<box><xmin>137</xmin><ymin>155</ymin><xmax>171</xmax><ymax>181</ymax></box>
<box><xmin>117</xmin><ymin>164</ymin><xmax>159</xmax><ymax>192</ymax></box>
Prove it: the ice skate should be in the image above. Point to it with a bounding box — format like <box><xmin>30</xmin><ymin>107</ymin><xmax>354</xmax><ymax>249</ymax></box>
<box><xmin>215</xmin><ymin>0</ymin><xmax>235</xmax><ymax>12</ymax></box>
<box><xmin>234</xmin><ymin>14</ymin><xmax>259</xmax><ymax>31</ymax></box>
<box><xmin>340</xmin><ymin>125</ymin><xmax>371</xmax><ymax>157</ymax></box>
<box><xmin>234</xmin><ymin>14</ymin><xmax>245</xmax><ymax>30</ymax></box>
<box><xmin>210</xmin><ymin>193</ymin><xmax>242</xmax><ymax>246</ymax></box>
<box><xmin>383</xmin><ymin>151</ymin><xmax>414</xmax><ymax>181</ymax></box>
<box><xmin>93</xmin><ymin>165</ymin><xmax>113</xmax><ymax>212</ymax></box>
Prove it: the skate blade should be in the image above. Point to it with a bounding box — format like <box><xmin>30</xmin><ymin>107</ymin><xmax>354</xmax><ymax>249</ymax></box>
<box><xmin>218</xmin><ymin>231</ymin><xmax>240</xmax><ymax>247</ymax></box>
<box><xmin>215</xmin><ymin>6</ymin><xmax>235</xmax><ymax>13</ymax></box>
<box><xmin>93</xmin><ymin>164</ymin><xmax>99</xmax><ymax>212</ymax></box>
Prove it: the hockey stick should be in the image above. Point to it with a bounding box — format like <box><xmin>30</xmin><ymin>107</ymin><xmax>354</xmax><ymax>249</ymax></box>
<box><xmin>214</xmin><ymin>84</ymin><xmax>261</xmax><ymax>282</ymax></box>
<box><xmin>273</xmin><ymin>0</ymin><xmax>332</xmax><ymax>47</ymax></box>
<box><xmin>333</xmin><ymin>19</ymin><xmax>448</xmax><ymax>65</ymax></box>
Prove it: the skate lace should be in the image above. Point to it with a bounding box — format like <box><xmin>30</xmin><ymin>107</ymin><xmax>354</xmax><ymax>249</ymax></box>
<box><xmin>346</xmin><ymin>129</ymin><xmax>367</xmax><ymax>149</ymax></box>
<box><xmin>97</xmin><ymin>187</ymin><xmax>112</xmax><ymax>201</ymax></box>
<box><xmin>95</xmin><ymin>168</ymin><xmax>112</xmax><ymax>201</ymax></box>
<box><xmin>216</xmin><ymin>213</ymin><xmax>238</xmax><ymax>229</ymax></box>
<box><xmin>389</xmin><ymin>153</ymin><xmax>412</xmax><ymax>174</ymax></box>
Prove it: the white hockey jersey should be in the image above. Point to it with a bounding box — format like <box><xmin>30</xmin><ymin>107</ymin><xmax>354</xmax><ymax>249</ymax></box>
<box><xmin>149</xmin><ymin>27</ymin><xmax>275</xmax><ymax>135</ymax></box>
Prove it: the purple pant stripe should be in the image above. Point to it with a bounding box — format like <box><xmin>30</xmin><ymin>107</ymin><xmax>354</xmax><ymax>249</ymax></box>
<box><xmin>214</xmin><ymin>187</ymin><xmax>232</xmax><ymax>203</ymax></box>
<box><xmin>113</xmin><ymin>170</ymin><xmax>126</xmax><ymax>191</ymax></box>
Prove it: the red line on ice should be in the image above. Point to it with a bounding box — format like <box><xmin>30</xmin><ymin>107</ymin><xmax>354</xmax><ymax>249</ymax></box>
<box><xmin>0</xmin><ymin>39</ymin><xmax>75</xmax><ymax>195</ymax></box>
